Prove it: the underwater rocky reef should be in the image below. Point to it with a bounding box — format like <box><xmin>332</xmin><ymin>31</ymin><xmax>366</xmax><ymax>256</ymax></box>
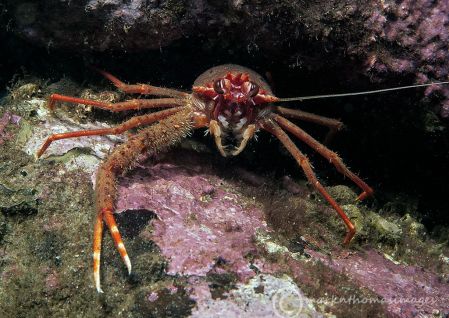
<box><xmin>5</xmin><ymin>0</ymin><xmax>449</xmax><ymax>116</ymax></box>
<box><xmin>1</xmin><ymin>1</ymin><xmax>449</xmax><ymax>318</ymax></box>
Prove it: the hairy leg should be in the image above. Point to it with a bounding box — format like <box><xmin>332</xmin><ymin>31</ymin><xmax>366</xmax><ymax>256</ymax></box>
<box><xmin>273</xmin><ymin>114</ymin><xmax>373</xmax><ymax>201</ymax></box>
<box><xmin>93</xmin><ymin>108</ymin><xmax>194</xmax><ymax>292</ymax></box>
<box><xmin>37</xmin><ymin>108</ymin><xmax>181</xmax><ymax>158</ymax></box>
<box><xmin>48</xmin><ymin>93</ymin><xmax>184</xmax><ymax>112</ymax></box>
<box><xmin>261</xmin><ymin>119</ymin><xmax>356</xmax><ymax>245</ymax></box>
<box><xmin>275</xmin><ymin>106</ymin><xmax>344</xmax><ymax>144</ymax></box>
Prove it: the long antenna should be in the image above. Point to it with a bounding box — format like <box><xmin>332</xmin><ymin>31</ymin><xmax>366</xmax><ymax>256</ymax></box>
<box><xmin>277</xmin><ymin>81</ymin><xmax>449</xmax><ymax>102</ymax></box>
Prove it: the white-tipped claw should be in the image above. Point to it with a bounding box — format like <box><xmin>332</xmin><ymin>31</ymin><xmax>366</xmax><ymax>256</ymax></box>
<box><xmin>95</xmin><ymin>272</ymin><xmax>104</xmax><ymax>293</ymax></box>
<box><xmin>124</xmin><ymin>254</ymin><xmax>132</xmax><ymax>275</ymax></box>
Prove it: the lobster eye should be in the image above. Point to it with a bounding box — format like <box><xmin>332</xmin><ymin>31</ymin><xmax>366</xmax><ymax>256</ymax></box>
<box><xmin>246</xmin><ymin>81</ymin><xmax>259</xmax><ymax>97</ymax></box>
<box><xmin>213</xmin><ymin>79</ymin><xmax>227</xmax><ymax>94</ymax></box>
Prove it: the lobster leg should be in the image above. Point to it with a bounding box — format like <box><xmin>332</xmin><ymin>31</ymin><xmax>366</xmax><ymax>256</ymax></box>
<box><xmin>273</xmin><ymin>114</ymin><xmax>373</xmax><ymax>201</ymax></box>
<box><xmin>93</xmin><ymin>108</ymin><xmax>194</xmax><ymax>292</ymax></box>
<box><xmin>92</xmin><ymin>209</ymin><xmax>104</xmax><ymax>292</ymax></box>
<box><xmin>48</xmin><ymin>93</ymin><xmax>183</xmax><ymax>112</ymax></box>
<box><xmin>36</xmin><ymin>108</ymin><xmax>181</xmax><ymax>158</ymax></box>
<box><xmin>275</xmin><ymin>106</ymin><xmax>344</xmax><ymax>144</ymax></box>
<box><xmin>261</xmin><ymin>119</ymin><xmax>356</xmax><ymax>245</ymax></box>
<box><xmin>95</xmin><ymin>68</ymin><xmax>189</xmax><ymax>98</ymax></box>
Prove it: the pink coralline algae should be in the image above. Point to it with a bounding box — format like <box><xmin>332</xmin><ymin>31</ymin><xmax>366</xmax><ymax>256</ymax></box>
<box><xmin>307</xmin><ymin>249</ymin><xmax>449</xmax><ymax>317</ymax></box>
<box><xmin>365</xmin><ymin>0</ymin><xmax>449</xmax><ymax>117</ymax></box>
<box><xmin>108</xmin><ymin>152</ymin><xmax>447</xmax><ymax>317</ymax></box>
<box><xmin>0</xmin><ymin>112</ymin><xmax>20</xmax><ymax>144</ymax></box>
<box><xmin>115</xmin><ymin>159</ymin><xmax>269</xmax><ymax>281</ymax></box>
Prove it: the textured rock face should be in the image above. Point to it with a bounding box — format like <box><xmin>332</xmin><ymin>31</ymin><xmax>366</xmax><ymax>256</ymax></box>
<box><xmin>8</xmin><ymin>0</ymin><xmax>368</xmax><ymax>53</ymax></box>
<box><xmin>0</xmin><ymin>112</ymin><xmax>20</xmax><ymax>144</ymax></box>
<box><xmin>366</xmin><ymin>0</ymin><xmax>449</xmax><ymax>117</ymax></box>
<box><xmin>308</xmin><ymin>249</ymin><xmax>449</xmax><ymax>317</ymax></box>
<box><xmin>5</xmin><ymin>0</ymin><xmax>449</xmax><ymax>116</ymax></box>
<box><xmin>116</xmin><ymin>160</ymin><xmax>269</xmax><ymax>281</ymax></box>
<box><xmin>8</xmin><ymin>0</ymin><xmax>190</xmax><ymax>51</ymax></box>
<box><xmin>114</xmin><ymin>158</ymin><xmax>449</xmax><ymax>317</ymax></box>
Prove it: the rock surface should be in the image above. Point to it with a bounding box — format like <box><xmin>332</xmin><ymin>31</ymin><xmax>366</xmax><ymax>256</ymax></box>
<box><xmin>5</xmin><ymin>0</ymin><xmax>449</xmax><ymax>115</ymax></box>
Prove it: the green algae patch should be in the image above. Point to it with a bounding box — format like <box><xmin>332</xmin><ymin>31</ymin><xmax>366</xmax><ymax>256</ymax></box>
<box><xmin>256</xmin><ymin>180</ymin><xmax>448</xmax><ymax>278</ymax></box>
<box><xmin>0</xmin><ymin>212</ymin><xmax>7</xmax><ymax>243</ymax></box>
<box><xmin>0</xmin><ymin>142</ymin><xmax>192</xmax><ymax>318</ymax></box>
<box><xmin>368</xmin><ymin>211</ymin><xmax>402</xmax><ymax>242</ymax></box>
<box><xmin>0</xmin><ymin>138</ymin><xmax>98</xmax><ymax>316</ymax></box>
<box><xmin>0</xmin><ymin>148</ymin><xmax>40</xmax><ymax>217</ymax></box>
<box><xmin>15</xmin><ymin>118</ymin><xmax>33</xmax><ymax>146</ymax></box>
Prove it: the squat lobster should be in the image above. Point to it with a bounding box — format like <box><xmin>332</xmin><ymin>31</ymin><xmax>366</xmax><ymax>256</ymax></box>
<box><xmin>37</xmin><ymin>64</ymin><xmax>447</xmax><ymax>292</ymax></box>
